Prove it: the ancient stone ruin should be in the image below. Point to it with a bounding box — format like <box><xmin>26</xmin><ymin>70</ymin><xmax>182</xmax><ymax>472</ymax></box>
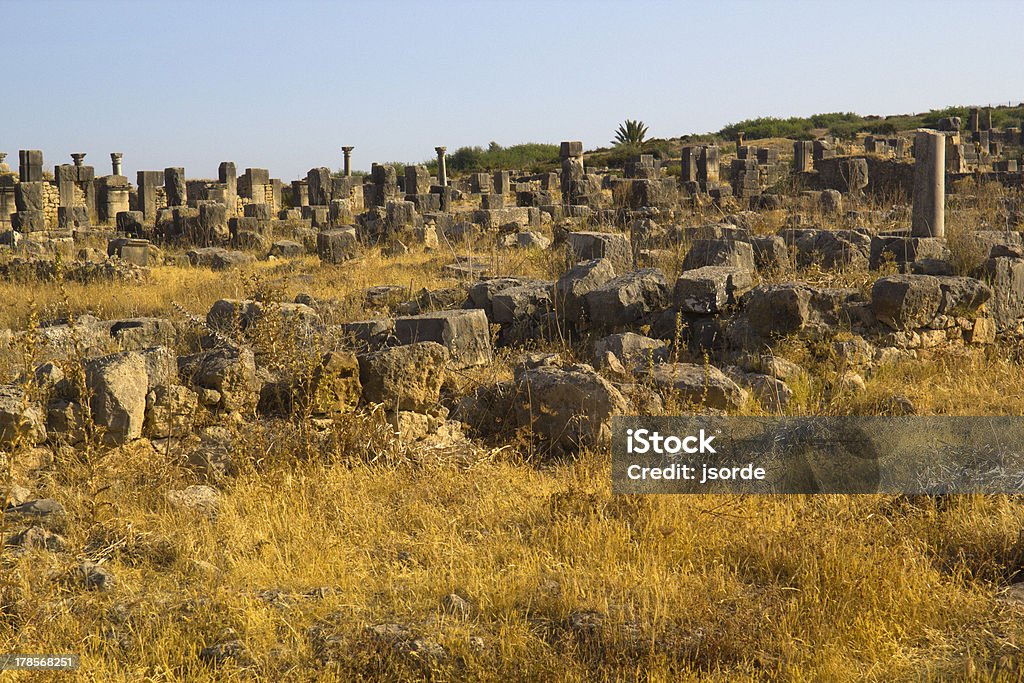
<box><xmin>1</xmin><ymin>111</ymin><xmax>1023</xmax><ymax>458</ymax></box>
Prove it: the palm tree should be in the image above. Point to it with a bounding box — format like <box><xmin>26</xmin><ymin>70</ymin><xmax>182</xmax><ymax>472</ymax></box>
<box><xmin>612</xmin><ymin>119</ymin><xmax>649</xmax><ymax>148</ymax></box>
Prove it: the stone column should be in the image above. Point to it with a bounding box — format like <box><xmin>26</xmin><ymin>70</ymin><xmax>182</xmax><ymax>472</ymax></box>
<box><xmin>111</xmin><ymin>153</ymin><xmax>123</xmax><ymax>176</ymax></box>
<box><xmin>912</xmin><ymin>130</ymin><xmax>945</xmax><ymax>238</ymax></box>
<box><xmin>736</xmin><ymin>131</ymin><xmax>745</xmax><ymax>154</ymax></box>
<box><xmin>435</xmin><ymin>146</ymin><xmax>447</xmax><ymax>187</ymax></box>
<box><xmin>342</xmin><ymin>147</ymin><xmax>354</xmax><ymax>177</ymax></box>
<box><xmin>164</xmin><ymin>167</ymin><xmax>187</xmax><ymax>207</ymax></box>
<box><xmin>71</xmin><ymin>153</ymin><xmax>86</xmax><ymax>167</ymax></box>
<box><xmin>793</xmin><ymin>141</ymin><xmax>813</xmax><ymax>172</ymax></box>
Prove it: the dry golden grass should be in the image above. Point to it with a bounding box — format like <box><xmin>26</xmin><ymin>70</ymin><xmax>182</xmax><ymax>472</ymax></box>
<box><xmin>4</xmin><ymin>183</ymin><xmax>1024</xmax><ymax>680</ymax></box>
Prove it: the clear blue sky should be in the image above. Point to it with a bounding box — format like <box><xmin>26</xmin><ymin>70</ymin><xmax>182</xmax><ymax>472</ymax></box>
<box><xmin>5</xmin><ymin>0</ymin><xmax>1023</xmax><ymax>181</ymax></box>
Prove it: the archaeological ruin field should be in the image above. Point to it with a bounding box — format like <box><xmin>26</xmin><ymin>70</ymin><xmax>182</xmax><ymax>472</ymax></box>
<box><xmin>5</xmin><ymin>107</ymin><xmax>1024</xmax><ymax>680</ymax></box>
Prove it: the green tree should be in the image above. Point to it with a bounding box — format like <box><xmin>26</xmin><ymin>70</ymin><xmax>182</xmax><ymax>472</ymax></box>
<box><xmin>613</xmin><ymin>119</ymin><xmax>649</xmax><ymax>148</ymax></box>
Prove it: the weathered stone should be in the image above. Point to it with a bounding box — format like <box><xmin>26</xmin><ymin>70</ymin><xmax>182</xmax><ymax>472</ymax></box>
<box><xmin>177</xmin><ymin>348</ymin><xmax>258</xmax><ymax>413</ymax></box>
<box><xmin>116</xmin><ymin>211</ymin><xmax>145</xmax><ymax>236</ymax></box>
<box><xmin>259</xmin><ymin>350</ymin><xmax>361</xmax><ymax>417</ymax></box>
<box><xmin>567</xmin><ymin>232</ymin><xmax>633</xmax><ymax>272</ymax></box>
<box><xmin>186</xmin><ymin>247</ymin><xmax>254</xmax><ymax>270</ymax></box>
<box><xmin>316</xmin><ymin>228</ymin><xmax>358</xmax><ymax>264</ymax></box>
<box><xmin>729</xmin><ymin>283</ymin><xmax>812</xmax><ymax>342</ymax></box>
<box><xmin>554</xmin><ymin>259</ymin><xmax>617</xmax><ymax>322</ymax></box>
<box><xmin>513</xmin><ymin>361</ymin><xmax>628</xmax><ymax>454</ymax></box>
<box><xmin>206</xmin><ymin>299</ymin><xmax>319</xmax><ymax>332</ymax></box>
<box><xmin>166</xmin><ymin>485</ymin><xmax>221</xmax><ymax>515</ymax></box>
<box><xmin>682</xmin><ymin>238</ymin><xmax>756</xmax><ymax>272</ymax></box>
<box><xmin>584</xmin><ymin>269</ymin><xmax>669</xmax><ymax>327</ymax></box>
<box><xmin>144</xmin><ymin>385</ymin><xmax>198</xmax><ymax>439</ymax></box>
<box><xmin>393</xmin><ymin>309</ymin><xmax>492</xmax><ymax>368</ymax></box>
<box><xmin>269</xmin><ymin>240</ymin><xmax>305</xmax><ymax>258</ymax></box>
<box><xmin>870</xmin><ymin>275</ymin><xmax>943</xmax><ymax>330</ymax></box>
<box><xmin>338</xmin><ymin>319</ymin><xmax>397</xmax><ymax>352</ymax></box>
<box><xmin>515</xmin><ymin>231</ymin><xmax>550</xmax><ymax>249</ymax></box>
<box><xmin>491</xmin><ymin>282</ymin><xmax>553</xmax><ymax>325</ymax></box>
<box><xmin>673</xmin><ymin>266</ymin><xmax>753</xmax><ymax>314</ymax></box>
<box><xmin>724</xmin><ymin>368</ymin><xmax>793</xmax><ymax>411</ymax></box>
<box><xmin>820</xmin><ymin>189</ymin><xmax>842</xmax><ymax>215</ymax></box>
<box><xmin>974</xmin><ymin>257</ymin><xmax>1024</xmax><ymax>330</ymax></box>
<box><xmin>788</xmin><ymin>229</ymin><xmax>872</xmax><ymax>269</ymax></box>
<box><xmin>934</xmin><ymin>276</ymin><xmax>992</xmax><ymax>315</ymax></box>
<box><xmin>651</xmin><ymin>363</ymin><xmax>748</xmax><ymax>411</ymax></box>
<box><xmin>750</xmin><ymin>235</ymin><xmax>792</xmax><ymax>272</ymax></box>
<box><xmin>4</xmin><ymin>498</ymin><xmax>66</xmax><ymax>530</ymax></box>
<box><xmin>85</xmin><ymin>351</ymin><xmax>148</xmax><ymax>443</ymax></box>
<box><xmin>358</xmin><ymin>342</ymin><xmax>449</xmax><ymax>413</ymax></box>
<box><xmin>0</xmin><ymin>385</ymin><xmax>46</xmax><ymax>448</ymax></box>
<box><xmin>467</xmin><ymin>277</ymin><xmax>547</xmax><ymax>320</ymax></box>
<box><xmin>593</xmin><ymin>332</ymin><xmax>668</xmax><ymax>368</ymax></box>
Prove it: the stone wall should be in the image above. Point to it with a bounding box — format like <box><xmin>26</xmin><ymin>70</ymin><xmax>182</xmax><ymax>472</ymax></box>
<box><xmin>43</xmin><ymin>183</ymin><xmax>59</xmax><ymax>227</ymax></box>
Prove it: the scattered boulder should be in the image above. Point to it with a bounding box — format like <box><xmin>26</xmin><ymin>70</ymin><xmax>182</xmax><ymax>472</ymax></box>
<box><xmin>167</xmin><ymin>484</ymin><xmax>221</xmax><ymax>516</ymax></box>
<box><xmin>567</xmin><ymin>231</ymin><xmax>633</xmax><ymax>272</ymax></box>
<box><xmin>724</xmin><ymin>367</ymin><xmax>793</xmax><ymax>411</ymax></box>
<box><xmin>650</xmin><ymin>363</ymin><xmax>748</xmax><ymax>411</ymax></box>
<box><xmin>259</xmin><ymin>350</ymin><xmax>361</xmax><ymax>417</ymax></box>
<box><xmin>673</xmin><ymin>266</ymin><xmax>753</xmax><ymax>314</ymax></box>
<box><xmin>554</xmin><ymin>258</ymin><xmax>617</xmax><ymax>322</ymax></box>
<box><xmin>206</xmin><ymin>299</ymin><xmax>319</xmax><ymax>333</ymax></box>
<box><xmin>682</xmin><ymin>238</ymin><xmax>756</xmax><ymax>272</ymax></box>
<box><xmin>820</xmin><ymin>189</ymin><xmax>842</xmax><ymax>215</ymax></box>
<box><xmin>393</xmin><ymin>309</ymin><xmax>492</xmax><ymax>368</ymax></box>
<box><xmin>75</xmin><ymin>561</ymin><xmax>116</xmax><ymax>591</ymax></box>
<box><xmin>594</xmin><ymin>332</ymin><xmax>668</xmax><ymax>369</ymax></box>
<box><xmin>750</xmin><ymin>235</ymin><xmax>792</xmax><ymax>272</ymax></box>
<box><xmin>177</xmin><ymin>348</ymin><xmax>259</xmax><ymax>413</ymax></box>
<box><xmin>317</xmin><ymin>228</ymin><xmax>359</xmax><ymax>264</ymax></box>
<box><xmin>269</xmin><ymin>240</ymin><xmax>305</xmax><ymax>258</ymax></box>
<box><xmin>492</xmin><ymin>282</ymin><xmax>553</xmax><ymax>325</ymax></box>
<box><xmin>935</xmin><ymin>276</ymin><xmax>992</xmax><ymax>316</ymax></box>
<box><xmin>974</xmin><ymin>256</ymin><xmax>1024</xmax><ymax>330</ymax></box>
<box><xmin>85</xmin><ymin>351</ymin><xmax>149</xmax><ymax>443</ymax></box>
<box><xmin>144</xmin><ymin>385</ymin><xmax>199</xmax><ymax>438</ymax></box>
<box><xmin>584</xmin><ymin>269</ymin><xmax>669</xmax><ymax>327</ymax></box>
<box><xmin>186</xmin><ymin>247</ymin><xmax>253</xmax><ymax>270</ymax></box>
<box><xmin>4</xmin><ymin>498</ymin><xmax>66</xmax><ymax>530</ymax></box>
<box><xmin>871</xmin><ymin>275</ymin><xmax>943</xmax><ymax>330</ymax></box>
<box><xmin>358</xmin><ymin>342</ymin><xmax>449</xmax><ymax>413</ymax></box>
<box><xmin>513</xmin><ymin>360</ymin><xmax>628</xmax><ymax>454</ymax></box>
<box><xmin>0</xmin><ymin>384</ymin><xmax>46</xmax><ymax>448</ymax></box>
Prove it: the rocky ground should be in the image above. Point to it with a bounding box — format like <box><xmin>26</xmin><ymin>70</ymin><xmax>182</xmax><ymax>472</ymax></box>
<box><xmin>3</xmin><ymin>177</ymin><xmax>1024</xmax><ymax>680</ymax></box>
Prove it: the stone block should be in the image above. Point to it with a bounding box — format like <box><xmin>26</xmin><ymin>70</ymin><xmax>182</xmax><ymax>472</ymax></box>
<box><xmin>316</xmin><ymin>227</ymin><xmax>359</xmax><ymax>264</ymax></box>
<box><xmin>393</xmin><ymin>309</ymin><xmax>492</xmax><ymax>368</ymax></box>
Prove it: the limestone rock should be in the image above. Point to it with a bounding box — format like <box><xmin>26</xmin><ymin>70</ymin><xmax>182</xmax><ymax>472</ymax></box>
<box><xmin>513</xmin><ymin>361</ymin><xmax>628</xmax><ymax>454</ymax></box>
<box><xmin>871</xmin><ymin>275</ymin><xmax>943</xmax><ymax>330</ymax></box>
<box><xmin>584</xmin><ymin>268</ymin><xmax>669</xmax><ymax>327</ymax></box>
<box><xmin>85</xmin><ymin>351</ymin><xmax>149</xmax><ymax>443</ymax></box>
<box><xmin>358</xmin><ymin>342</ymin><xmax>449</xmax><ymax>413</ymax></box>
<box><xmin>673</xmin><ymin>266</ymin><xmax>753</xmax><ymax>314</ymax></box>
<box><xmin>177</xmin><ymin>348</ymin><xmax>258</xmax><ymax>413</ymax></box>
<box><xmin>554</xmin><ymin>258</ymin><xmax>617</xmax><ymax>322</ymax></box>
<box><xmin>567</xmin><ymin>231</ymin><xmax>632</xmax><ymax>272</ymax></box>
<box><xmin>0</xmin><ymin>384</ymin><xmax>46</xmax><ymax>448</ymax></box>
<box><xmin>651</xmin><ymin>363</ymin><xmax>748</xmax><ymax>411</ymax></box>
<box><xmin>682</xmin><ymin>238</ymin><xmax>756</xmax><ymax>272</ymax></box>
<box><xmin>393</xmin><ymin>309</ymin><xmax>492</xmax><ymax>368</ymax></box>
